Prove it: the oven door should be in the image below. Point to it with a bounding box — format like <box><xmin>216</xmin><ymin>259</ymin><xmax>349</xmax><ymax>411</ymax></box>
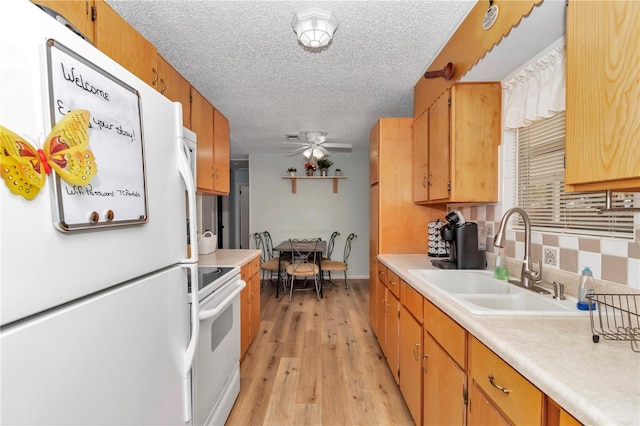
<box><xmin>193</xmin><ymin>276</ymin><xmax>245</xmax><ymax>426</ymax></box>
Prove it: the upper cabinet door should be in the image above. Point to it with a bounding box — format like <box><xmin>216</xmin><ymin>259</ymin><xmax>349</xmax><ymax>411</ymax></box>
<box><xmin>565</xmin><ymin>0</ymin><xmax>640</xmax><ymax>191</ymax></box>
<box><xmin>412</xmin><ymin>113</ymin><xmax>429</xmax><ymax>203</ymax></box>
<box><xmin>156</xmin><ymin>55</ymin><xmax>192</xmax><ymax>129</ymax></box>
<box><xmin>32</xmin><ymin>0</ymin><xmax>95</xmax><ymax>43</ymax></box>
<box><xmin>428</xmin><ymin>91</ymin><xmax>451</xmax><ymax>201</ymax></box>
<box><xmin>94</xmin><ymin>0</ymin><xmax>158</xmax><ymax>87</ymax></box>
<box><xmin>191</xmin><ymin>88</ymin><xmax>215</xmax><ymax>191</ymax></box>
<box><xmin>212</xmin><ymin>108</ymin><xmax>230</xmax><ymax>195</ymax></box>
<box><xmin>369</xmin><ymin>120</ymin><xmax>380</xmax><ymax>186</ymax></box>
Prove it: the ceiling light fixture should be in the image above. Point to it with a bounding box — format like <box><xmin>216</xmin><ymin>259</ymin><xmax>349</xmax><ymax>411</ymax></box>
<box><xmin>302</xmin><ymin>146</ymin><xmax>326</xmax><ymax>160</ymax></box>
<box><xmin>291</xmin><ymin>7</ymin><xmax>338</xmax><ymax>53</ymax></box>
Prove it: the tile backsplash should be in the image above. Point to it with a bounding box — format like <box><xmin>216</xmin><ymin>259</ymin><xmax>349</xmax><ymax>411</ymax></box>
<box><xmin>449</xmin><ymin>204</ymin><xmax>640</xmax><ymax>290</ymax></box>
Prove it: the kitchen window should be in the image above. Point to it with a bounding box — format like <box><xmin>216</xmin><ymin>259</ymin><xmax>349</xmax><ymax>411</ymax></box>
<box><xmin>515</xmin><ymin>111</ymin><xmax>636</xmax><ymax>238</ymax></box>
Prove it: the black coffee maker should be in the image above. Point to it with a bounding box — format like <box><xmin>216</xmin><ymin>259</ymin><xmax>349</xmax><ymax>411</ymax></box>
<box><xmin>431</xmin><ymin>211</ymin><xmax>486</xmax><ymax>270</ymax></box>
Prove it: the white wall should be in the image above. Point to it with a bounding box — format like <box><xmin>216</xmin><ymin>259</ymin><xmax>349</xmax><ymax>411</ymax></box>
<box><xmin>249</xmin><ymin>152</ymin><xmax>369</xmax><ymax>278</ymax></box>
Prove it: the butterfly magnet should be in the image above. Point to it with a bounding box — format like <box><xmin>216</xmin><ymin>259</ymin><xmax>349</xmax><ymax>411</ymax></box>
<box><xmin>0</xmin><ymin>110</ymin><xmax>97</xmax><ymax>200</ymax></box>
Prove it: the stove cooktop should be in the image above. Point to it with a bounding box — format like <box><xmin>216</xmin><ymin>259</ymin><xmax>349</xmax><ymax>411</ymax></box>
<box><xmin>187</xmin><ymin>266</ymin><xmax>239</xmax><ymax>299</ymax></box>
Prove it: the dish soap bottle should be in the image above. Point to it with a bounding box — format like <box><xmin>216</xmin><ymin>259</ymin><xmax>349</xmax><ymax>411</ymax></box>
<box><xmin>577</xmin><ymin>266</ymin><xmax>596</xmax><ymax>310</ymax></box>
<box><xmin>494</xmin><ymin>249</ymin><xmax>509</xmax><ymax>280</ymax></box>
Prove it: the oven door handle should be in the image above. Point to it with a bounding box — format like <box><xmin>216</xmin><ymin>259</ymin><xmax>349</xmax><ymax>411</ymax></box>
<box><xmin>199</xmin><ymin>279</ymin><xmax>246</xmax><ymax>321</ymax></box>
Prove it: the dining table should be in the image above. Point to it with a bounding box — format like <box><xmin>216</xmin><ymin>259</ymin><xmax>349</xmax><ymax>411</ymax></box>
<box><xmin>273</xmin><ymin>239</ymin><xmax>327</xmax><ymax>299</ymax></box>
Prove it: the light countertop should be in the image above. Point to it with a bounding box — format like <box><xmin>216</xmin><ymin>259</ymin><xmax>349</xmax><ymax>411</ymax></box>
<box><xmin>378</xmin><ymin>254</ymin><xmax>640</xmax><ymax>426</ymax></box>
<box><xmin>198</xmin><ymin>249</ymin><xmax>260</xmax><ymax>267</ymax></box>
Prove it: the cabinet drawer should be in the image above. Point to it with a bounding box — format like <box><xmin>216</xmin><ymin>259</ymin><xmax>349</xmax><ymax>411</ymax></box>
<box><xmin>377</xmin><ymin>263</ymin><xmax>387</xmax><ymax>284</ymax></box>
<box><xmin>401</xmin><ymin>280</ymin><xmax>423</xmax><ymax>323</ymax></box>
<box><xmin>386</xmin><ymin>269</ymin><xmax>401</xmax><ymax>298</ymax></box>
<box><xmin>240</xmin><ymin>263</ymin><xmax>251</xmax><ymax>281</ymax></box>
<box><xmin>423</xmin><ymin>299</ymin><xmax>466</xmax><ymax>368</ymax></box>
<box><xmin>248</xmin><ymin>256</ymin><xmax>260</xmax><ymax>278</ymax></box>
<box><xmin>470</xmin><ymin>337</ymin><xmax>542</xmax><ymax>426</ymax></box>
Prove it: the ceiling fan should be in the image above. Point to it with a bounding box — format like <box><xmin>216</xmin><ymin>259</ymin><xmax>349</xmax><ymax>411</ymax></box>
<box><xmin>281</xmin><ymin>131</ymin><xmax>352</xmax><ymax>159</ymax></box>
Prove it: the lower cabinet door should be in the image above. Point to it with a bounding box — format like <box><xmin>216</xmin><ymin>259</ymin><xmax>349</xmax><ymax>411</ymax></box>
<box><xmin>467</xmin><ymin>382</ymin><xmax>510</xmax><ymax>426</ymax></box>
<box><xmin>249</xmin><ymin>272</ymin><xmax>261</xmax><ymax>341</ymax></box>
<box><xmin>399</xmin><ymin>307</ymin><xmax>422</xmax><ymax>424</ymax></box>
<box><xmin>423</xmin><ymin>331</ymin><xmax>466</xmax><ymax>426</ymax></box>
<box><xmin>386</xmin><ymin>292</ymin><xmax>400</xmax><ymax>384</ymax></box>
<box><xmin>240</xmin><ymin>285</ymin><xmax>251</xmax><ymax>357</ymax></box>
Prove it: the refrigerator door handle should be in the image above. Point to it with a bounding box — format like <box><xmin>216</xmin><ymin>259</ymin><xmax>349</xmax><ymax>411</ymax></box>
<box><xmin>198</xmin><ymin>279</ymin><xmax>246</xmax><ymax>321</ymax></box>
<box><xmin>176</xmin><ymin>106</ymin><xmax>198</xmax><ymax>265</ymax></box>
<box><xmin>182</xmin><ymin>263</ymin><xmax>199</xmax><ymax>423</ymax></box>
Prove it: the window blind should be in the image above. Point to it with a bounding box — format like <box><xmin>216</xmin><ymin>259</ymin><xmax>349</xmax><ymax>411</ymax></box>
<box><xmin>516</xmin><ymin>112</ymin><xmax>635</xmax><ymax>238</ymax></box>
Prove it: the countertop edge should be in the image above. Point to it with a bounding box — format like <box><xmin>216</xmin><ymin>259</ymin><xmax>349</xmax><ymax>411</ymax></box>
<box><xmin>197</xmin><ymin>249</ymin><xmax>261</xmax><ymax>267</ymax></box>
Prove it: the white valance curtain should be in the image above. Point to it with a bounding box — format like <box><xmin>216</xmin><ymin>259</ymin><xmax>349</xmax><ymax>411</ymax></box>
<box><xmin>502</xmin><ymin>42</ymin><xmax>565</xmax><ymax>130</ymax></box>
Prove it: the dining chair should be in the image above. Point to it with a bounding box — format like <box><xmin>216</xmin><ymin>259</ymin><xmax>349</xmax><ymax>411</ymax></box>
<box><xmin>321</xmin><ymin>233</ymin><xmax>357</xmax><ymax>290</ymax></box>
<box><xmin>321</xmin><ymin>231</ymin><xmax>340</xmax><ymax>281</ymax></box>
<box><xmin>284</xmin><ymin>238</ymin><xmax>322</xmax><ymax>302</ymax></box>
<box><xmin>253</xmin><ymin>232</ymin><xmax>286</xmax><ymax>290</ymax></box>
<box><xmin>263</xmin><ymin>230</ymin><xmax>291</xmax><ymax>264</ymax></box>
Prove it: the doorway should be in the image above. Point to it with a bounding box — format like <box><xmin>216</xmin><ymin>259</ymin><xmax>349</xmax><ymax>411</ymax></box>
<box><xmin>239</xmin><ymin>185</ymin><xmax>250</xmax><ymax>249</ymax></box>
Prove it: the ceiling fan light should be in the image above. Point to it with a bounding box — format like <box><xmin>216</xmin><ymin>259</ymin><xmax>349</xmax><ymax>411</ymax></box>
<box><xmin>312</xmin><ymin>148</ymin><xmax>325</xmax><ymax>159</ymax></box>
<box><xmin>302</xmin><ymin>148</ymin><xmax>313</xmax><ymax>160</ymax></box>
<box><xmin>292</xmin><ymin>8</ymin><xmax>338</xmax><ymax>52</ymax></box>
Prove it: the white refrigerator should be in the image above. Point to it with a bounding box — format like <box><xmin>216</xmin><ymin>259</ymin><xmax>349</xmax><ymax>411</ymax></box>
<box><xmin>0</xmin><ymin>1</ymin><xmax>199</xmax><ymax>424</ymax></box>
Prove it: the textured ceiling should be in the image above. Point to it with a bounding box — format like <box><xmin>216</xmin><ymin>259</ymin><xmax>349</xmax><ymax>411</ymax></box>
<box><xmin>105</xmin><ymin>0</ymin><xmax>476</xmax><ymax>158</ymax></box>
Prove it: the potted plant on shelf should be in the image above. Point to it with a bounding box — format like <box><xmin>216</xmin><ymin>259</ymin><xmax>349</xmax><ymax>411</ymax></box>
<box><xmin>304</xmin><ymin>161</ymin><xmax>317</xmax><ymax>176</ymax></box>
<box><xmin>335</xmin><ymin>168</ymin><xmax>342</xmax><ymax>176</ymax></box>
<box><xmin>316</xmin><ymin>158</ymin><xmax>333</xmax><ymax>176</ymax></box>
<box><xmin>287</xmin><ymin>167</ymin><xmax>297</xmax><ymax>176</ymax></box>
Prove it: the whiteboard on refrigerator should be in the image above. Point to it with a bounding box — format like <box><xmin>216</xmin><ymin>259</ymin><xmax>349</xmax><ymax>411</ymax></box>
<box><xmin>45</xmin><ymin>39</ymin><xmax>148</xmax><ymax>231</ymax></box>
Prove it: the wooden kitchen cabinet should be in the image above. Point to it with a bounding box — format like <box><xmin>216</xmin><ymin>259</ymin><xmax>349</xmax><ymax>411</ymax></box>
<box><xmin>32</xmin><ymin>0</ymin><xmax>95</xmax><ymax>43</ymax></box>
<box><xmin>156</xmin><ymin>55</ymin><xmax>192</xmax><ymax>129</ymax></box>
<box><xmin>240</xmin><ymin>255</ymin><xmax>260</xmax><ymax>359</ymax></box>
<box><xmin>381</xmin><ymin>262</ymin><xmax>583</xmax><ymax>426</ymax></box>
<box><xmin>386</xmin><ymin>288</ymin><xmax>400</xmax><ymax>384</ymax></box>
<box><xmin>375</xmin><ymin>277</ymin><xmax>387</xmax><ymax>354</ymax></box>
<box><xmin>191</xmin><ymin>88</ymin><xmax>214</xmax><ymax>189</ymax></box>
<box><xmin>193</xmin><ymin>91</ymin><xmax>230</xmax><ymax>195</ymax></box>
<box><xmin>423</xmin><ymin>299</ymin><xmax>467</xmax><ymax>426</ymax></box>
<box><xmin>415</xmin><ymin>83</ymin><xmax>501</xmax><ymax>204</ymax></box>
<box><xmin>375</xmin><ymin>263</ymin><xmax>400</xmax><ymax>384</ymax></box>
<box><xmin>369</xmin><ymin>120</ymin><xmax>380</xmax><ymax>185</ymax></box>
<box><xmin>399</xmin><ymin>302</ymin><xmax>423</xmax><ymax>425</ymax></box>
<box><xmin>467</xmin><ymin>381</ymin><xmax>510</xmax><ymax>426</ymax></box>
<box><xmin>211</xmin><ymin>108</ymin><xmax>230</xmax><ymax>194</ymax></box>
<box><xmin>565</xmin><ymin>0</ymin><xmax>640</xmax><ymax>192</ymax></box>
<box><xmin>94</xmin><ymin>0</ymin><xmax>158</xmax><ymax>87</ymax></box>
<box><xmin>413</xmin><ymin>112</ymin><xmax>429</xmax><ymax>203</ymax></box>
<box><xmin>423</xmin><ymin>331</ymin><xmax>466</xmax><ymax>426</ymax></box>
<box><xmin>469</xmin><ymin>336</ymin><xmax>542</xmax><ymax>426</ymax></box>
<box><xmin>369</xmin><ymin>118</ymin><xmax>444</xmax><ymax>331</ymax></box>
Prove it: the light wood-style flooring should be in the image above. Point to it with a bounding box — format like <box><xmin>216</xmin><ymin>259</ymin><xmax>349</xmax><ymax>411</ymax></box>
<box><xmin>226</xmin><ymin>279</ymin><xmax>413</xmax><ymax>425</ymax></box>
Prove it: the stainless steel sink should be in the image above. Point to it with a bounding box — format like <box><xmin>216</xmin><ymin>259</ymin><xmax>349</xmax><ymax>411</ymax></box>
<box><xmin>409</xmin><ymin>269</ymin><xmax>585</xmax><ymax>316</ymax></box>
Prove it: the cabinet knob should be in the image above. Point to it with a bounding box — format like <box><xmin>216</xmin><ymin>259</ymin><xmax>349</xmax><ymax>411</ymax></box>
<box><xmin>413</xmin><ymin>343</ymin><xmax>420</xmax><ymax>360</ymax></box>
<box><xmin>423</xmin><ymin>353</ymin><xmax>429</xmax><ymax>373</ymax></box>
<box><xmin>152</xmin><ymin>67</ymin><xmax>158</xmax><ymax>86</ymax></box>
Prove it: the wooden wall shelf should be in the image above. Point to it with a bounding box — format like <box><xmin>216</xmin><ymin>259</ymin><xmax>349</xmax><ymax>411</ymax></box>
<box><xmin>282</xmin><ymin>176</ymin><xmax>347</xmax><ymax>194</ymax></box>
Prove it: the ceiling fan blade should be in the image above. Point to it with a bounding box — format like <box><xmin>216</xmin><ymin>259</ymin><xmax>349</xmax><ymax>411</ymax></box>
<box><xmin>322</xmin><ymin>143</ymin><xmax>352</xmax><ymax>149</ymax></box>
<box><xmin>280</xmin><ymin>141</ymin><xmax>309</xmax><ymax>146</ymax></box>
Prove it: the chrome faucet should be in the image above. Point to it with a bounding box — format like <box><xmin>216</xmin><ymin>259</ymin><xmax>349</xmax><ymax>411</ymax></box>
<box><xmin>494</xmin><ymin>207</ymin><xmax>542</xmax><ymax>289</ymax></box>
